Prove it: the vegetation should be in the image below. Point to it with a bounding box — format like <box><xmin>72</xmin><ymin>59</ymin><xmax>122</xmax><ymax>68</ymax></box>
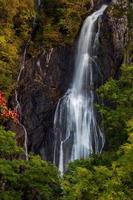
<box><xmin>0</xmin><ymin>91</ymin><xmax>18</xmax><ymax>123</ymax></box>
<box><xmin>97</xmin><ymin>65</ymin><xmax>133</xmax><ymax>149</ymax></box>
<box><xmin>0</xmin><ymin>92</ymin><xmax>62</xmax><ymax>200</ymax></box>
<box><xmin>0</xmin><ymin>63</ymin><xmax>132</xmax><ymax>199</ymax></box>
<box><xmin>0</xmin><ymin>94</ymin><xmax>61</xmax><ymax>199</ymax></box>
<box><xmin>60</xmin><ymin>64</ymin><xmax>133</xmax><ymax>200</ymax></box>
<box><xmin>0</xmin><ymin>126</ymin><xmax>62</xmax><ymax>200</ymax></box>
<box><xmin>35</xmin><ymin>0</ymin><xmax>90</xmax><ymax>48</ymax></box>
<box><xmin>0</xmin><ymin>117</ymin><xmax>132</xmax><ymax>199</ymax></box>
<box><xmin>61</xmin><ymin>121</ymin><xmax>133</xmax><ymax>200</ymax></box>
<box><xmin>0</xmin><ymin>0</ymin><xmax>35</xmax><ymax>95</ymax></box>
<box><xmin>0</xmin><ymin>0</ymin><xmax>91</xmax><ymax>96</ymax></box>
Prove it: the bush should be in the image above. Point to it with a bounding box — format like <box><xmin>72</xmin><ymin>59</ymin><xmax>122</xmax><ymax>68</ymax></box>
<box><xmin>62</xmin><ymin>120</ymin><xmax>133</xmax><ymax>200</ymax></box>
<box><xmin>0</xmin><ymin>126</ymin><xmax>62</xmax><ymax>200</ymax></box>
<box><xmin>96</xmin><ymin>65</ymin><xmax>133</xmax><ymax>150</ymax></box>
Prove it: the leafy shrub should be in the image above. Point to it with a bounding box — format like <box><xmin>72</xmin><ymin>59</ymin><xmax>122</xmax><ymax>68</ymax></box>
<box><xmin>97</xmin><ymin>65</ymin><xmax>133</xmax><ymax>150</ymax></box>
<box><xmin>62</xmin><ymin>120</ymin><xmax>133</xmax><ymax>200</ymax></box>
<box><xmin>0</xmin><ymin>126</ymin><xmax>62</xmax><ymax>200</ymax></box>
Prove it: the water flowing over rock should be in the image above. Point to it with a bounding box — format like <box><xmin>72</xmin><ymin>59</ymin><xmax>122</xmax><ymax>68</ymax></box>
<box><xmin>15</xmin><ymin>48</ymin><xmax>29</xmax><ymax>161</ymax></box>
<box><xmin>54</xmin><ymin>5</ymin><xmax>107</xmax><ymax>175</ymax></box>
<box><xmin>11</xmin><ymin>0</ymin><xmax>128</xmax><ymax>171</ymax></box>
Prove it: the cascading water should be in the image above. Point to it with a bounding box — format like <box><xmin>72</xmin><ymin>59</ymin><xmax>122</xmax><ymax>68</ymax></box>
<box><xmin>37</xmin><ymin>0</ymin><xmax>41</xmax><ymax>7</ymax></box>
<box><xmin>15</xmin><ymin>48</ymin><xmax>29</xmax><ymax>160</ymax></box>
<box><xmin>54</xmin><ymin>5</ymin><xmax>107</xmax><ymax>175</ymax></box>
<box><xmin>15</xmin><ymin>0</ymin><xmax>41</xmax><ymax>160</ymax></box>
<box><xmin>46</xmin><ymin>48</ymin><xmax>53</xmax><ymax>67</ymax></box>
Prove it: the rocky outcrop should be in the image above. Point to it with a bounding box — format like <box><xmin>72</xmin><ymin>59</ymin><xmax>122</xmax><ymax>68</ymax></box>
<box><xmin>96</xmin><ymin>6</ymin><xmax>128</xmax><ymax>82</ymax></box>
<box><xmin>10</xmin><ymin>0</ymin><xmax>128</xmax><ymax>162</ymax></box>
<box><xmin>15</xmin><ymin>45</ymin><xmax>75</xmax><ymax>161</ymax></box>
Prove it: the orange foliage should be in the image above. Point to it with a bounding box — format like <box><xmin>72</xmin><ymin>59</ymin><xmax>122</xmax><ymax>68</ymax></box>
<box><xmin>0</xmin><ymin>91</ymin><xmax>18</xmax><ymax>123</ymax></box>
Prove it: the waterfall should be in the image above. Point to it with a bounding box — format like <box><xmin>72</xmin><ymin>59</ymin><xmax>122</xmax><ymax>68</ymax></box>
<box><xmin>46</xmin><ymin>48</ymin><xmax>53</xmax><ymax>67</ymax></box>
<box><xmin>54</xmin><ymin>5</ymin><xmax>107</xmax><ymax>175</ymax></box>
<box><xmin>15</xmin><ymin>48</ymin><xmax>28</xmax><ymax>161</ymax></box>
<box><xmin>37</xmin><ymin>0</ymin><xmax>41</xmax><ymax>7</ymax></box>
<box><xmin>15</xmin><ymin>0</ymin><xmax>41</xmax><ymax>160</ymax></box>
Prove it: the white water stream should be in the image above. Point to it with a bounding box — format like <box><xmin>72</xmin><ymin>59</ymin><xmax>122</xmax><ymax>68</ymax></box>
<box><xmin>15</xmin><ymin>0</ymin><xmax>42</xmax><ymax>160</ymax></box>
<box><xmin>15</xmin><ymin>48</ymin><xmax>28</xmax><ymax>160</ymax></box>
<box><xmin>37</xmin><ymin>0</ymin><xmax>41</xmax><ymax>7</ymax></box>
<box><xmin>54</xmin><ymin>5</ymin><xmax>107</xmax><ymax>175</ymax></box>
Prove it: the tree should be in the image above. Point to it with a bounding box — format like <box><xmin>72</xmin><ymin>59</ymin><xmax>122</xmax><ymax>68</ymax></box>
<box><xmin>62</xmin><ymin>120</ymin><xmax>133</xmax><ymax>200</ymax></box>
<box><xmin>96</xmin><ymin>65</ymin><xmax>133</xmax><ymax>150</ymax></box>
<box><xmin>0</xmin><ymin>126</ymin><xmax>62</xmax><ymax>200</ymax></box>
<box><xmin>0</xmin><ymin>91</ymin><xmax>18</xmax><ymax>123</ymax></box>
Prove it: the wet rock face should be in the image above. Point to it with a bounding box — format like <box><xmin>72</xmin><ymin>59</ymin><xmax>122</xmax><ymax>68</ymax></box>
<box><xmin>14</xmin><ymin>1</ymin><xmax>128</xmax><ymax>162</ymax></box>
<box><xmin>93</xmin><ymin>3</ymin><xmax>128</xmax><ymax>86</ymax></box>
<box><xmin>17</xmin><ymin>45</ymin><xmax>75</xmax><ymax>161</ymax></box>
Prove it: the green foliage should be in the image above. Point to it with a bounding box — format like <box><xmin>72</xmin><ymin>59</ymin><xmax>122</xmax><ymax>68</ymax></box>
<box><xmin>0</xmin><ymin>0</ymin><xmax>91</xmax><ymax>94</ymax></box>
<box><xmin>97</xmin><ymin>65</ymin><xmax>133</xmax><ymax>149</ymax></box>
<box><xmin>0</xmin><ymin>29</ymin><xmax>19</xmax><ymax>95</ymax></box>
<box><xmin>35</xmin><ymin>0</ymin><xmax>90</xmax><ymax>47</ymax></box>
<box><xmin>0</xmin><ymin>126</ymin><xmax>22</xmax><ymax>159</ymax></box>
<box><xmin>0</xmin><ymin>126</ymin><xmax>62</xmax><ymax>200</ymax></box>
<box><xmin>59</xmin><ymin>65</ymin><xmax>133</xmax><ymax>199</ymax></box>
<box><xmin>61</xmin><ymin>121</ymin><xmax>133</xmax><ymax>200</ymax></box>
<box><xmin>1</xmin><ymin>122</ymin><xmax>132</xmax><ymax>200</ymax></box>
<box><xmin>0</xmin><ymin>0</ymin><xmax>35</xmax><ymax>95</ymax></box>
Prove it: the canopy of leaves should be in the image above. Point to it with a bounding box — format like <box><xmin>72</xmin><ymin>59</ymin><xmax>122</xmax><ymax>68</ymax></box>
<box><xmin>0</xmin><ymin>0</ymin><xmax>35</xmax><ymax>95</ymax></box>
<box><xmin>35</xmin><ymin>0</ymin><xmax>90</xmax><ymax>48</ymax></box>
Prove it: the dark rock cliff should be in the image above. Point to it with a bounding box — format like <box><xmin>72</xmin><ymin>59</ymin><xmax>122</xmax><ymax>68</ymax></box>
<box><xmin>15</xmin><ymin>45</ymin><xmax>75</xmax><ymax>161</ymax></box>
<box><xmin>10</xmin><ymin>0</ymin><xmax>128</xmax><ymax>163</ymax></box>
